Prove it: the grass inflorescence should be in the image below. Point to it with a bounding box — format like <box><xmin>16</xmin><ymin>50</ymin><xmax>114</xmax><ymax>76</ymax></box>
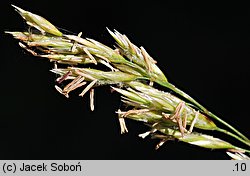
<box><xmin>6</xmin><ymin>5</ymin><xmax>250</xmax><ymax>159</ymax></box>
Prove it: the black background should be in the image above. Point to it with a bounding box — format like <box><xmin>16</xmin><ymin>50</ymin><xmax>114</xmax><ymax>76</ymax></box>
<box><xmin>0</xmin><ymin>0</ymin><xmax>250</xmax><ymax>159</ymax></box>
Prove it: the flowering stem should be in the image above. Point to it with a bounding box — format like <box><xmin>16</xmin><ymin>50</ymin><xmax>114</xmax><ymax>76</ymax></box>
<box><xmin>157</xmin><ymin>80</ymin><xmax>249</xmax><ymax>142</ymax></box>
<box><xmin>209</xmin><ymin>112</ymin><xmax>249</xmax><ymax>141</ymax></box>
<box><xmin>216</xmin><ymin>128</ymin><xmax>250</xmax><ymax>148</ymax></box>
<box><xmin>7</xmin><ymin>5</ymin><xmax>250</xmax><ymax>158</ymax></box>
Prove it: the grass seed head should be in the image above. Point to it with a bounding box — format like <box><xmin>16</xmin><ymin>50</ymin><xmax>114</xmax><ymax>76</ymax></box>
<box><xmin>7</xmin><ymin>6</ymin><xmax>250</xmax><ymax>158</ymax></box>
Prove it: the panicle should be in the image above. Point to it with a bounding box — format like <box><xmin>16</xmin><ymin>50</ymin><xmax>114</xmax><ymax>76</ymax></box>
<box><xmin>7</xmin><ymin>6</ymin><xmax>249</xmax><ymax>158</ymax></box>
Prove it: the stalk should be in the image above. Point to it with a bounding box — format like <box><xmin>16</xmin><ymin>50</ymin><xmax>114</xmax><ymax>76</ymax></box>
<box><xmin>216</xmin><ymin>128</ymin><xmax>250</xmax><ymax>148</ymax></box>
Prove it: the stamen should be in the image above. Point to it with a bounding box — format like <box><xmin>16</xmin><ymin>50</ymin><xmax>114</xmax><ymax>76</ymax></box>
<box><xmin>177</xmin><ymin>117</ymin><xmax>185</xmax><ymax>136</ymax></box>
<box><xmin>71</xmin><ymin>32</ymin><xmax>82</xmax><ymax>52</ymax></box>
<box><xmin>19</xmin><ymin>42</ymin><xmax>38</xmax><ymax>56</ymax></box>
<box><xmin>120</xmin><ymin>109</ymin><xmax>149</xmax><ymax>117</ymax></box>
<box><xmin>155</xmin><ymin>139</ymin><xmax>167</xmax><ymax>150</ymax></box>
<box><xmin>79</xmin><ymin>79</ymin><xmax>97</xmax><ymax>97</ymax></box>
<box><xmin>183</xmin><ymin>110</ymin><xmax>187</xmax><ymax>129</ymax></box>
<box><xmin>59</xmin><ymin>78</ymin><xmax>86</xmax><ymax>97</ymax></box>
<box><xmin>139</xmin><ymin>131</ymin><xmax>151</xmax><ymax>139</ymax></box>
<box><xmin>170</xmin><ymin>102</ymin><xmax>185</xmax><ymax>120</ymax></box>
<box><xmin>65</xmin><ymin>81</ymin><xmax>87</xmax><ymax>94</ymax></box>
<box><xmin>83</xmin><ymin>47</ymin><xmax>97</xmax><ymax>65</ymax></box>
<box><xmin>95</xmin><ymin>54</ymin><xmax>110</xmax><ymax>63</ymax></box>
<box><xmin>63</xmin><ymin>76</ymin><xmax>83</xmax><ymax>92</ymax></box>
<box><xmin>162</xmin><ymin>112</ymin><xmax>170</xmax><ymax>119</ymax></box>
<box><xmin>117</xmin><ymin>109</ymin><xmax>128</xmax><ymax>134</ymax></box>
<box><xmin>99</xmin><ymin>59</ymin><xmax>118</xmax><ymax>72</ymax></box>
<box><xmin>139</xmin><ymin>128</ymin><xmax>157</xmax><ymax>139</ymax></box>
<box><xmin>90</xmin><ymin>89</ymin><xmax>94</xmax><ymax>111</ymax></box>
<box><xmin>169</xmin><ymin>102</ymin><xmax>186</xmax><ymax>136</ymax></box>
<box><xmin>57</xmin><ymin>71</ymin><xmax>71</xmax><ymax>84</ymax></box>
<box><xmin>55</xmin><ymin>85</ymin><xmax>69</xmax><ymax>98</ymax></box>
<box><xmin>189</xmin><ymin>110</ymin><xmax>199</xmax><ymax>133</ymax></box>
<box><xmin>55</xmin><ymin>85</ymin><xmax>63</xmax><ymax>94</ymax></box>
